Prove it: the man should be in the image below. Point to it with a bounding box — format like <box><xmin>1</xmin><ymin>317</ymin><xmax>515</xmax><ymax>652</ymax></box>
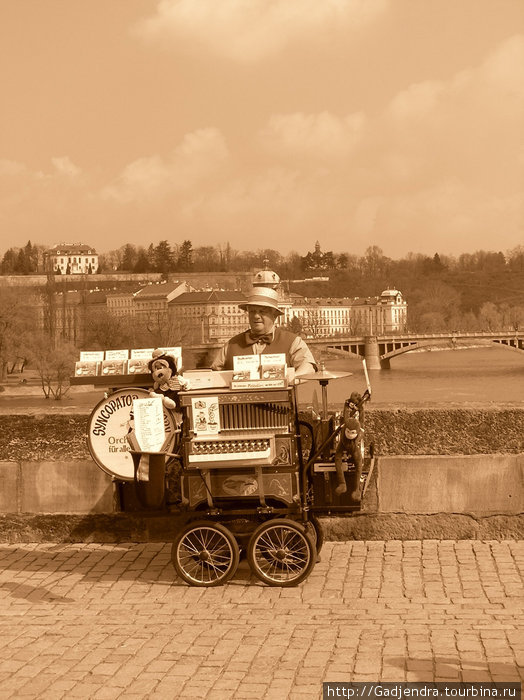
<box><xmin>211</xmin><ymin>287</ymin><xmax>317</xmax><ymax>377</ymax></box>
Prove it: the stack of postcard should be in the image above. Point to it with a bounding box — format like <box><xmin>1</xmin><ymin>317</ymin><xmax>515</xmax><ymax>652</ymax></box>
<box><xmin>231</xmin><ymin>353</ymin><xmax>287</xmax><ymax>388</ymax></box>
<box><xmin>73</xmin><ymin>347</ymin><xmax>183</xmax><ymax>378</ymax></box>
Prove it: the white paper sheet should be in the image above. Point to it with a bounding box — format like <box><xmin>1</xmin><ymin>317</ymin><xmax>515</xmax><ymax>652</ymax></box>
<box><xmin>132</xmin><ymin>397</ymin><xmax>166</xmax><ymax>452</ymax></box>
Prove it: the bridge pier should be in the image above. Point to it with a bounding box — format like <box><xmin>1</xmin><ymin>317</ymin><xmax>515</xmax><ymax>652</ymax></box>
<box><xmin>364</xmin><ymin>336</ymin><xmax>389</xmax><ymax>370</ymax></box>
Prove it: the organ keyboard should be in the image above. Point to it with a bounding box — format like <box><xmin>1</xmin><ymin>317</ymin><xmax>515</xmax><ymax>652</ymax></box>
<box><xmin>179</xmin><ymin>383</ymin><xmax>297</xmax><ymax>470</ymax></box>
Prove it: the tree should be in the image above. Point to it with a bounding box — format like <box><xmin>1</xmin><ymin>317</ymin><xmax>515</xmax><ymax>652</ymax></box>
<box><xmin>153</xmin><ymin>240</ymin><xmax>174</xmax><ymax>274</ymax></box>
<box><xmin>417</xmin><ymin>311</ymin><xmax>447</xmax><ymax>332</ymax></box>
<box><xmin>288</xmin><ymin>316</ymin><xmax>303</xmax><ymax>335</ymax></box>
<box><xmin>1</xmin><ymin>248</ymin><xmax>18</xmax><ymax>274</ymax></box>
<box><xmin>120</xmin><ymin>244</ymin><xmax>138</xmax><ymax>272</ymax></box>
<box><xmin>0</xmin><ymin>289</ymin><xmax>38</xmax><ymax>380</ymax></box>
<box><xmin>300</xmin><ymin>308</ymin><xmax>324</xmax><ymax>338</ymax></box>
<box><xmin>29</xmin><ymin>334</ymin><xmax>77</xmax><ymax>400</ymax></box>
<box><xmin>507</xmin><ymin>245</ymin><xmax>524</xmax><ymax>272</ymax></box>
<box><xmin>15</xmin><ymin>247</ymin><xmax>29</xmax><ymax>274</ymax></box>
<box><xmin>478</xmin><ymin>302</ymin><xmax>502</xmax><ymax>331</ymax></box>
<box><xmin>24</xmin><ymin>240</ymin><xmax>39</xmax><ymax>272</ymax></box>
<box><xmin>133</xmin><ymin>249</ymin><xmax>150</xmax><ymax>273</ymax></box>
<box><xmin>336</xmin><ymin>253</ymin><xmax>349</xmax><ymax>270</ymax></box>
<box><xmin>83</xmin><ymin>309</ymin><xmax>130</xmax><ymax>349</ymax></box>
<box><xmin>362</xmin><ymin>245</ymin><xmax>390</xmax><ymax>277</ymax></box>
<box><xmin>193</xmin><ymin>246</ymin><xmax>220</xmax><ymax>271</ymax></box>
<box><xmin>301</xmin><ymin>241</ymin><xmax>335</xmax><ymax>271</ymax></box>
<box><xmin>177</xmin><ymin>240</ymin><xmax>193</xmax><ymax>272</ymax></box>
<box><xmin>432</xmin><ymin>253</ymin><xmax>445</xmax><ymax>272</ymax></box>
<box><xmin>218</xmin><ymin>242</ymin><xmax>235</xmax><ymax>271</ymax></box>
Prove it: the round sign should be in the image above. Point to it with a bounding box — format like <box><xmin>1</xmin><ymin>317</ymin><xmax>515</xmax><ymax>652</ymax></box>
<box><xmin>87</xmin><ymin>387</ymin><xmax>178</xmax><ymax>481</ymax></box>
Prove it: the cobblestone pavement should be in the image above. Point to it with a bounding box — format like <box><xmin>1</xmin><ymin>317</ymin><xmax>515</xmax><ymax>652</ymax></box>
<box><xmin>0</xmin><ymin>540</ymin><xmax>522</xmax><ymax>699</ymax></box>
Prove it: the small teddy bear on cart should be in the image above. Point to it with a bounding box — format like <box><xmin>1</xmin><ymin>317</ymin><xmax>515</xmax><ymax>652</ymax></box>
<box><xmin>148</xmin><ymin>349</ymin><xmax>189</xmax><ymax>423</ymax></box>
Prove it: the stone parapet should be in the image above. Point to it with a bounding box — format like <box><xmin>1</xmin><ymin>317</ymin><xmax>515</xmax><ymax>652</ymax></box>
<box><xmin>0</xmin><ymin>407</ymin><xmax>522</xmax><ymax>541</ymax></box>
<box><xmin>1</xmin><ymin>407</ymin><xmax>523</xmax><ymax>462</ymax></box>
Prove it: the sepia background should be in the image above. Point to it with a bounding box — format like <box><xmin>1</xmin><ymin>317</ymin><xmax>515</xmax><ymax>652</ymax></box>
<box><xmin>1</xmin><ymin>0</ymin><xmax>523</xmax><ymax>257</ymax></box>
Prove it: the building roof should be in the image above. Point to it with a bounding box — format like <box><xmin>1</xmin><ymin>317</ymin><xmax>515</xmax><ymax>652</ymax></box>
<box><xmin>55</xmin><ymin>290</ymin><xmax>108</xmax><ymax>305</ymax></box>
<box><xmin>380</xmin><ymin>289</ymin><xmax>402</xmax><ymax>297</ymax></box>
<box><xmin>47</xmin><ymin>243</ymin><xmax>97</xmax><ymax>255</ymax></box>
<box><xmin>169</xmin><ymin>290</ymin><xmax>246</xmax><ymax>305</ymax></box>
<box><xmin>304</xmin><ymin>297</ymin><xmax>379</xmax><ymax>307</ymax></box>
<box><xmin>134</xmin><ymin>281</ymin><xmax>186</xmax><ymax>299</ymax></box>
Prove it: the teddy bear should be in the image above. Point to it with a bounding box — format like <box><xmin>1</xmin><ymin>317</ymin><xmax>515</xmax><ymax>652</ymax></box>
<box><xmin>148</xmin><ymin>349</ymin><xmax>189</xmax><ymax>414</ymax></box>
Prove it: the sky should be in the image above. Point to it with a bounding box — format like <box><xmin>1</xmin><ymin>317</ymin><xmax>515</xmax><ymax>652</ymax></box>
<box><xmin>1</xmin><ymin>0</ymin><xmax>523</xmax><ymax>259</ymax></box>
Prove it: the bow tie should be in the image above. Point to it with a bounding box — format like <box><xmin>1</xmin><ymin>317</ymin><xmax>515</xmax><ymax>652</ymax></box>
<box><xmin>246</xmin><ymin>331</ymin><xmax>273</xmax><ymax>345</ymax></box>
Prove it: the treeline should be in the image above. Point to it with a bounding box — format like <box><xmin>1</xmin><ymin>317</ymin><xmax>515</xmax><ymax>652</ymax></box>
<box><xmin>0</xmin><ymin>241</ymin><xmax>45</xmax><ymax>274</ymax></box>
<box><xmin>2</xmin><ymin>239</ymin><xmax>524</xmax><ymax>333</ymax></box>
<box><xmin>2</xmin><ymin>238</ymin><xmax>524</xmax><ymax>277</ymax></box>
<box><xmin>98</xmin><ymin>241</ymin><xmax>524</xmax><ymax>278</ymax></box>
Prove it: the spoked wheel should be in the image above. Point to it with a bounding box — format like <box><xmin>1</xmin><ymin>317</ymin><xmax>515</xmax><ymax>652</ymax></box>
<box><xmin>171</xmin><ymin>520</ymin><xmax>239</xmax><ymax>587</ymax></box>
<box><xmin>305</xmin><ymin>514</ymin><xmax>324</xmax><ymax>556</ymax></box>
<box><xmin>247</xmin><ymin>518</ymin><xmax>316</xmax><ymax>587</ymax></box>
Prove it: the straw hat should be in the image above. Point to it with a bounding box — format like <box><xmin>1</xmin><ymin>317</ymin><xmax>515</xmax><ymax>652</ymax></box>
<box><xmin>238</xmin><ymin>287</ymin><xmax>283</xmax><ymax>315</ymax></box>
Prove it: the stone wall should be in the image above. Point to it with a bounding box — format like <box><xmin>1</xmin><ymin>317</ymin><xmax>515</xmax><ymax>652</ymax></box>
<box><xmin>0</xmin><ymin>407</ymin><xmax>522</xmax><ymax>542</ymax></box>
<box><xmin>367</xmin><ymin>406</ymin><xmax>524</xmax><ymax>455</ymax></box>
<box><xmin>1</xmin><ymin>407</ymin><xmax>523</xmax><ymax>463</ymax></box>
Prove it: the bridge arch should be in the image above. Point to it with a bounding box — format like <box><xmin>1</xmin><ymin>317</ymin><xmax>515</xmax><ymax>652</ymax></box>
<box><xmin>314</xmin><ymin>332</ymin><xmax>524</xmax><ymax>370</ymax></box>
<box><xmin>381</xmin><ymin>336</ymin><xmax>524</xmax><ymax>363</ymax></box>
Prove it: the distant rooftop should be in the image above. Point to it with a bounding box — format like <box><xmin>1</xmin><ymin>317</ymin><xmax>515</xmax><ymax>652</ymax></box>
<box><xmin>48</xmin><ymin>243</ymin><xmax>97</xmax><ymax>254</ymax></box>
<box><xmin>134</xmin><ymin>281</ymin><xmax>187</xmax><ymax>298</ymax></box>
<box><xmin>170</xmin><ymin>290</ymin><xmax>246</xmax><ymax>305</ymax></box>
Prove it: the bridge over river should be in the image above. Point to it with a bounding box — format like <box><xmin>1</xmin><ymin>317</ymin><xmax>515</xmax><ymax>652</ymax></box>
<box><xmin>308</xmin><ymin>330</ymin><xmax>524</xmax><ymax>370</ymax></box>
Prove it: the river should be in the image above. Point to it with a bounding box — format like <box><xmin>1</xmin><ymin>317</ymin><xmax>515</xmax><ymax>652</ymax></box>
<box><xmin>296</xmin><ymin>345</ymin><xmax>524</xmax><ymax>407</ymax></box>
<box><xmin>0</xmin><ymin>345</ymin><xmax>522</xmax><ymax>412</ymax></box>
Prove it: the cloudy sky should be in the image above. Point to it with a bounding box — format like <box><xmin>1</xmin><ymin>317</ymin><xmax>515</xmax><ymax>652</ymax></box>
<box><xmin>1</xmin><ymin>0</ymin><xmax>523</xmax><ymax>258</ymax></box>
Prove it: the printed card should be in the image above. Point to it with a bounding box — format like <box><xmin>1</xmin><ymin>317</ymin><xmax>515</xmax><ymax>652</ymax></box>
<box><xmin>191</xmin><ymin>396</ymin><xmax>220</xmax><ymax>435</ymax></box>
<box><xmin>105</xmin><ymin>349</ymin><xmax>129</xmax><ymax>360</ymax></box>
<box><xmin>260</xmin><ymin>353</ymin><xmax>287</xmax><ymax>380</ymax></box>
<box><xmin>75</xmin><ymin>361</ymin><xmax>99</xmax><ymax>377</ymax></box>
<box><xmin>101</xmin><ymin>360</ymin><xmax>126</xmax><ymax>376</ymax></box>
<box><xmin>127</xmin><ymin>358</ymin><xmax>150</xmax><ymax>374</ymax></box>
<box><xmin>130</xmin><ymin>348</ymin><xmax>155</xmax><ymax>359</ymax></box>
<box><xmin>232</xmin><ymin>354</ymin><xmax>260</xmax><ymax>380</ymax></box>
<box><xmin>159</xmin><ymin>346</ymin><xmax>182</xmax><ymax>370</ymax></box>
<box><xmin>79</xmin><ymin>350</ymin><xmax>104</xmax><ymax>362</ymax></box>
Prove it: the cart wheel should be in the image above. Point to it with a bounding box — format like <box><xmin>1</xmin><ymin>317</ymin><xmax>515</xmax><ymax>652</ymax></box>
<box><xmin>171</xmin><ymin>520</ymin><xmax>239</xmax><ymax>587</ymax></box>
<box><xmin>247</xmin><ymin>518</ymin><xmax>316</xmax><ymax>587</ymax></box>
<box><xmin>305</xmin><ymin>515</ymin><xmax>324</xmax><ymax>555</ymax></box>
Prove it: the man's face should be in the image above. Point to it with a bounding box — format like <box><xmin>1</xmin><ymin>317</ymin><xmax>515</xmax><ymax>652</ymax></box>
<box><xmin>247</xmin><ymin>305</ymin><xmax>278</xmax><ymax>335</ymax></box>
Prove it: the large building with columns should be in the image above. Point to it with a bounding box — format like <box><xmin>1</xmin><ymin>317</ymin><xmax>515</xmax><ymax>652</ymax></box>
<box><xmin>279</xmin><ymin>289</ymin><xmax>407</xmax><ymax>337</ymax></box>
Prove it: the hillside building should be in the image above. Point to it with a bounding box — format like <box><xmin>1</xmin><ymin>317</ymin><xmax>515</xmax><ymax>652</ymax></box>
<box><xmin>168</xmin><ymin>290</ymin><xmax>247</xmax><ymax>344</ymax></box>
<box><xmin>45</xmin><ymin>243</ymin><xmax>99</xmax><ymax>275</ymax></box>
<box><xmin>282</xmin><ymin>289</ymin><xmax>407</xmax><ymax>337</ymax></box>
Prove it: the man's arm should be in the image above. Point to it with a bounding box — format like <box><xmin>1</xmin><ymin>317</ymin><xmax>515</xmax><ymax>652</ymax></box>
<box><xmin>209</xmin><ymin>343</ymin><xmax>227</xmax><ymax>371</ymax></box>
<box><xmin>289</xmin><ymin>336</ymin><xmax>317</xmax><ymax>377</ymax></box>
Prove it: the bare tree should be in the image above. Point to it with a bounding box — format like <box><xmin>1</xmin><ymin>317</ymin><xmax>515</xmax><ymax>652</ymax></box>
<box><xmin>83</xmin><ymin>309</ymin><xmax>130</xmax><ymax>349</ymax></box>
<box><xmin>0</xmin><ymin>289</ymin><xmax>37</xmax><ymax>380</ymax></box>
<box><xmin>29</xmin><ymin>334</ymin><xmax>77</xmax><ymax>400</ymax></box>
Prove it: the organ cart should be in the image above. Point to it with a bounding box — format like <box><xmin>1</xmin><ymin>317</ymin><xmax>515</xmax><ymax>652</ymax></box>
<box><xmin>78</xmin><ymin>360</ymin><xmax>374</xmax><ymax>588</ymax></box>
